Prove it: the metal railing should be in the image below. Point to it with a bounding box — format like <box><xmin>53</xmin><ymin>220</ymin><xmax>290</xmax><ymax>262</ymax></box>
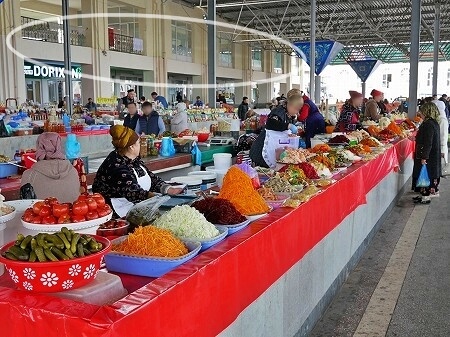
<box><xmin>109</xmin><ymin>32</ymin><xmax>143</xmax><ymax>55</ymax></box>
<box><xmin>21</xmin><ymin>16</ymin><xmax>86</xmax><ymax>47</ymax></box>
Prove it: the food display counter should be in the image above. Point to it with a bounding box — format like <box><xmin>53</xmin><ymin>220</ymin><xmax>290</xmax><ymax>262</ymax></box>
<box><xmin>0</xmin><ymin>138</ymin><xmax>414</xmax><ymax>337</ymax></box>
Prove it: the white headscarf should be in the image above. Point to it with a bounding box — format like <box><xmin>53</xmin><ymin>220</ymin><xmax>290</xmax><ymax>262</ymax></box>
<box><xmin>432</xmin><ymin>100</ymin><xmax>446</xmax><ymax>119</ymax></box>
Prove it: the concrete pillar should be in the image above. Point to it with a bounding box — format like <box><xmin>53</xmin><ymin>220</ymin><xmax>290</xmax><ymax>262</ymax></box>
<box><xmin>310</xmin><ymin>0</ymin><xmax>316</xmax><ymax>103</ymax></box>
<box><xmin>408</xmin><ymin>0</ymin><xmax>421</xmax><ymax>118</ymax></box>
<box><xmin>258</xmin><ymin>81</ymin><xmax>272</xmax><ymax>105</ymax></box>
<box><xmin>284</xmin><ymin>54</ymin><xmax>292</xmax><ymax>91</ymax></box>
<box><xmin>81</xmin><ymin>0</ymin><xmax>110</xmax><ymax>99</ymax></box>
<box><xmin>0</xmin><ymin>0</ymin><xmax>26</xmax><ymax>102</ymax></box>
<box><xmin>142</xmin><ymin>70</ymin><xmax>154</xmax><ymax>99</ymax></box>
<box><xmin>432</xmin><ymin>2</ymin><xmax>440</xmax><ymax>96</ymax></box>
<box><xmin>207</xmin><ymin>0</ymin><xmax>217</xmax><ymax>108</ymax></box>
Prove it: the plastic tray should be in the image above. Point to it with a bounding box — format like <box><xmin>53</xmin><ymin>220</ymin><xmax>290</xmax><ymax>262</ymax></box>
<box><xmin>159</xmin><ymin>195</ymin><xmax>199</xmax><ymax>210</ymax></box>
<box><xmin>180</xmin><ymin>225</ymin><xmax>228</xmax><ymax>252</ymax></box>
<box><xmin>217</xmin><ymin>219</ymin><xmax>251</xmax><ymax>236</ymax></box>
<box><xmin>0</xmin><ymin>163</ymin><xmax>19</xmax><ymax>178</ymax></box>
<box><xmin>105</xmin><ymin>239</ymin><xmax>201</xmax><ymax>277</ymax></box>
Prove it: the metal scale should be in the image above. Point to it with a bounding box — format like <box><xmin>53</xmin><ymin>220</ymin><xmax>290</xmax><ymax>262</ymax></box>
<box><xmin>209</xmin><ymin>136</ymin><xmax>236</xmax><ymax>146</ymax></box>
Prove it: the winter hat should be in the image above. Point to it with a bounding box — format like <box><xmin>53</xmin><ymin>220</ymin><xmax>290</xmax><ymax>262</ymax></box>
<box><xmin>349</xmin><ymin>91</ymin><xmax>363</xmax><ymax>99</ymax></box>
<box><xmin>110</xmin><ymin>125</ymin><xmax>139</xmax><ymax>149</ymax></box>
<box><xmin>370</xmin><ymin>89</ymin><xmax>383</xmax><ymax>97</ymax></box>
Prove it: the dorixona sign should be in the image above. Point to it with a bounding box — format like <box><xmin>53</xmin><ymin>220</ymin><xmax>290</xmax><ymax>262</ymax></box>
<box><xmin>24</xmin><ymin>63</ymin><xmax>82</xmax><ymax>80</ymax></box>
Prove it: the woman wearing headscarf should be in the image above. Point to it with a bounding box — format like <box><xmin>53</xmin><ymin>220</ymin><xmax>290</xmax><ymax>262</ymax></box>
<box><xmin>432</xmin><ymin>99</ymin><xmax>449</xmax><ymax>174</ymax></box>
<box><xmin>21</xmin><ymin>132</ymin><xmax>80</xmax><ymax>203</ymax></box>
<box><xmin>335</xmin><ymin>91</ymin><xmax>363</xmax><ymax>132</ymax></box>
<box><xmin>249</xmin><ymin>89</ymin><xmax>304</xmax><ymax>168</ymax></box>
<box><xmin>92</xmin><ymin>125</ymin><xmax>182</xmax><ymax>216</ymax></box>
<box><xmin>296</xmin><ymin>92</ymin><xmax>326</xmax><ymax>147</ymax></box>
<box><xmin>412</xmin><ymin>102</ymin><xmax>441</xmax><ymax>203</ymax></box>
<box><xmin>171</xmin><ymin>98</ymin><xmax>188</xmax><ymax>135</ymax></box>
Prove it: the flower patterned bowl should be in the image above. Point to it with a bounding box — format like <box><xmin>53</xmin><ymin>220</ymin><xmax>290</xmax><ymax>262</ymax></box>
<box><xmin>0</xmin><ymin>235</ymin><xmax>111</xmax><ymax>293</ymax></box>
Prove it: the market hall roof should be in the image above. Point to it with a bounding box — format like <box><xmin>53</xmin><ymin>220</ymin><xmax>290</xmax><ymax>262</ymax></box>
<box><xmin>182</xmin><ymin>0</ymin><xmax>450</xmax><ymax>63</ymax></box>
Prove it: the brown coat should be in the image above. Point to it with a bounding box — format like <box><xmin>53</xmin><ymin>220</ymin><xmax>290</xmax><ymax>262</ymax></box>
<box><xmin>364</xmin><ymin>99</ymin><xmax>381</xmax><ymax>121</ymax></box>
<box><xmin>21</xmin><ymin>160</ymin><xmax>80</xmax><ymax>203</ymax></box>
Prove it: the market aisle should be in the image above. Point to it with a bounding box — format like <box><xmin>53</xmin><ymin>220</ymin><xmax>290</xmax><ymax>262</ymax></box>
<box><xmin>309</xmin><ymin>177</ymin><xmax>450</xmax><ymax>337</ymax></box>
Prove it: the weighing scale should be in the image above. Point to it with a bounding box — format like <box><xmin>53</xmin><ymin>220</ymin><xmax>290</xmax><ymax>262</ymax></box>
<box><xmin>209</xmin><ymin>136</ymin><xmax>236</xmax><ymax>146</ymax></box>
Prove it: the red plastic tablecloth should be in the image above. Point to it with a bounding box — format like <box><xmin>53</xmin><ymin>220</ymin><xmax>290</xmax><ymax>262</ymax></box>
<box><xmin>0</xmin><ymin>139</ymin><xmax>414</xmax><ymax>337</ymax></box>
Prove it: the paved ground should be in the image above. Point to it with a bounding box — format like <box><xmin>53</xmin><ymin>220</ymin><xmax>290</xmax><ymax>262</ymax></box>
<box><xmin>309</xmin><ymin>176</ymin><xmax>450</xmax><ymax>337</ymax></box>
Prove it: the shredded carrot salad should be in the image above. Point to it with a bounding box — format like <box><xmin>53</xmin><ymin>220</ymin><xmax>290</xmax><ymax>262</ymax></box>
<box><xmin>219</xmin><ymin>167</ymin><xmax>270</xmax><ymax>216</ymax></box>
<box><xmin>112</xmin><ymin>226</ymin><xmax>188</xmax><ymax>258</ymax></box>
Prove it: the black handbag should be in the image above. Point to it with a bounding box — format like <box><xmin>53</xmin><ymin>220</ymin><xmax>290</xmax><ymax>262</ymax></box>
<box><xmin>20</xmin><ymin>183</ymin><xmax>37</xmax><ymax>200</ymax></box>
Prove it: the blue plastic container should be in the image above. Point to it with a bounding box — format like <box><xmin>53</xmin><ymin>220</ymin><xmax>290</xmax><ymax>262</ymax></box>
<box><xmin>219</xmin><ymin>219</ymin><xmax>251</xmax><ymax>236</ymax></box>
<box><xmin>104</xmin><ymin>240</ymin><xmax>201</xmax><ymax>277</ymax></box>
<box><xmin>180</xmin><ymin>225</ymin><xmax>228</xmax><ymax>252</ymax></box>
<box><xmin>0</xmin><ymin>163</ymin><xmax>18</xmax><ymax>178</ymax></box>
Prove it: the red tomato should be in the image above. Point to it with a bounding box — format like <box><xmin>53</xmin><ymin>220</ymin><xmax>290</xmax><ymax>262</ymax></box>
<box><xmin>32</xmin><ymin>201</ymin><xmax>45</xmax><ymax>215</ymax></box>
<box><xmin>71</xmin><ymin>214</ymin><xmax>86</xmax><ymax>223</ymax></box>
<box><xmin>42</xmin><ymin>215</ymin><xmax>57</xmax><ymax>224</ymax></box>
<box><xmin>39</xmin><ymin>205</ymin><xmax>52</xmax><ymax>217</ymax></box>
<box><xmin>52</xmin><ymin>203</ymin><xmax>69</xmax><ymax>218</ymax></box>
<box><xmin>77</xmin><ymin>195</ymin><xmax>88</xmax><ymax>202</ymax></box>
<box><xmin>22</xmin><ymin>212</ymin><xmax>34</xmax><ymax>222</ymax></box>
<box><xmin>72</xmin><ymin>201</ymin><xmax>89</xmax><ymax>216</ymax></box>
<box><xmin>86</xmin><ymin>211</ymin><xmax>99</xmax><ymax>221</ymax></box>
<box><xmin>44</xmin><ymin>197</ymin><xmax>59</xmax><ymax>206</ymax></box>
<box><xmin>31</xmin><ymin>216</ymin><xmax>42</xmax><ymax>224</ymax></box>
<box><xmin>96</xmin><ymin>206</ymin><xmax>111</xmax><ymax>218</ymax></box>
<box><xmin>92</xmin><ymin>193</ymin><xmax>106</xmax><ymax>208</ymax></box>
<box><xmin>57</xmin><ymin>214</ymin><xmax>71</xmax><ymax>224</ymax></box>
<box><xmin>86</xmin><ymin>198</ymin><xmax>98</xmax><ymax>211</ymax></box>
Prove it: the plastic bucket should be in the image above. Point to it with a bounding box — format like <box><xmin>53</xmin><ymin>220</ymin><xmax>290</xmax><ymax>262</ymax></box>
<box><xmin>188</xmin><ymin>171</ymin><xmax>217</xmax><ymax>190</ymax></box>
<box><xmin>213</xmin><ymin>153</ymin><xmax>232</xmax><ymax>170</ymax></box>
<box><xmin>205</xmin><ymin>166</ymin><xmax>229</xmax><ymax>188</ymax></box>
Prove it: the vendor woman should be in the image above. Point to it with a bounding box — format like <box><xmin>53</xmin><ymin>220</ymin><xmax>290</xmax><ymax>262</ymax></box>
<box><xmin>92</xmin><ymin>125</ymin><xmax>183</xmax><ymax>216</ymax></box>
<box><xmin>335</xmin><ymin>91</ymin><xmax>363</xmax><ymax>132</ymax></box>
<box><xmin>249</xmin><ymin>89</ymin><xmax>303</xmax><ymax>168</ymax></box>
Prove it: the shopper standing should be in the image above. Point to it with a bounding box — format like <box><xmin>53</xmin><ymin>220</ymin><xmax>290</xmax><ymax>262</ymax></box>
<box><xmin>432</xmin><ymin>100</ymin><xmax>449</xmax><ymax>171</ymax></box>
<box><xmin>193</xmin><ymin>96</ymin><xmax>204</xmax><ymax>107</ymax></box>
<box><xmin>151</xmin><ymin>92</ymin><xmax>168</xmax><ymax>109</ymax></box>
<box><xmin>121</xmin><ymin>89</ymin><xmax>136</xmax><ymax>107</ymax></box>
<box><xmin>412</xmin><ymin>102</ymin><xmax>441</xmax><ymax>203</ymax></box>
<box><xmin>296</xmin><ymin>92</ymin><xmax>325</xmax><ymax>148</ymax></box>
<box><xmin>238</xmin><ymin>97</ymin><xmax>250</xmax><ymax>121</ymax></box>
<box><xmin>85</xmin><ymin>98</ymin><xmax>97</xmax><ymax>112</ymax></box>
<box><xmin>364</xmin><ymin>89</ymin><xmax>384</xmax><ymax>121</ymax></box>
<box><xmin>135</xmin><ymin>101</ymin><xmax>165</xmax><ymax>136</ymax></box>
<box><xmin>171</xmin><ymin>98</ymin><xmax>188</xmax><ymax>135</ymax></box>
<box><xmin>123</xmin><ymin>102</ymin><xmax>139</xmax><ymax>131</ymax></box>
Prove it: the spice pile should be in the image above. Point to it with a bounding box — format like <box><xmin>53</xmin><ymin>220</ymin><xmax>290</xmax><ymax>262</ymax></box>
<box><xmin>112</xmin><ymin>226</ymin><xmax>188</xmax><ymax>258</ymax></box>
<box><xmin>191</xmin><ymin>198</ymin><xmax>246</xmax><ymax>225</ymax></box>
<box><xmin>219</xmin><ymin>167</ymin><xmax>270</xmax><ymax>216</ymax></box>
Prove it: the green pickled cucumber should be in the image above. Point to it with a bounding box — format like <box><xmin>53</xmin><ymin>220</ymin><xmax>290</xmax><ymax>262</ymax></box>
<box><xmin>50</xmin><ymin>247</ymin><xmax>69</xmax><ymax>261</ymax></box>
<box><xmin>20</xmin><ymin>235</ymin><xmax>33</xmax><ymax>250</ymax></box>
<box><xmin>43</xmin><ymin>248</ymin><xmax>58</xmax><ymax>262</ymax></box>
<box><xmin>5</xmin><ymin>252</ymin><xmax>18</xmax><ymax>260</ymax></box>
<box><xmin>76</xmin><ymin>243</ymin><xmax>85</xmax><ymax>257</ymax></box>
<box><xmin>28</xmin><ymin>251</ymin><xmax>37</xmax><ymax>262</ymax></box>
<box><xmin>56</xmin><ymin>232</ymin><xmax>71</xmax><ymax>249</ymax></box>
<box><xmin>30</xmin><ymin>238</ymin><xmax>38</xmax><ymax>251</ymax></box>
<box><xmin>70</xmin><ymin>233</ymin><xmax>81</xmax><ymax>254</ymax></box>
<box><xmin>61</xmin><ymin>227</ymin><xmax>72</xmax><ymax>241</ymax></box>
<box><xmin>45</xmin><ymin>234</ymin><xmax>64</xmax><ymax>250</ymax></box>
<box><xmin>8</xmin><ymin>245</ymin><xmax>29</xmax><ymax>261</ymax></box>
<box><xmin>64</xmin><ymin>248</ymin><xmax>75</xmax><ymax>259</ymax></box>
<box><xmin>35</xmin><ymin>247</ymin><xmax>47</xmax><ymax>262</ymax></box>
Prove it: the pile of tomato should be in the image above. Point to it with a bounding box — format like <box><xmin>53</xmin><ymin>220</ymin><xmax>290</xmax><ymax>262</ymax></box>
<box><xmin>22</xmin><ymin>193</ymin><xmax>112</xmax><ymax>224</ymax></box>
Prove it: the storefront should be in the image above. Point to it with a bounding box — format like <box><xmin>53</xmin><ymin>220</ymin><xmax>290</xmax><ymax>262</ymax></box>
<box><xmin>167</xmin><ymin>73</ymin><xmax>193</xmax><ymax>105</ymax></box>
<box><xmin>110</xmin><ymin>68</ymin><xmax>144</xmax><ymax>99</ymax></box>
<box><xmin>24</xmin><ymin>62</ymin><xmax>82</xmax><ymax>105</ymax></box>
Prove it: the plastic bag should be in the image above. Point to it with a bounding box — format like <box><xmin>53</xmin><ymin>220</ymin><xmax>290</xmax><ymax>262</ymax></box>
<box><xmin>20</xmin><ymin>183</ymin><xmax>37</xmax><ymax>200</ymax></box>
<box><xmin>416</xmin><ymin>164</ymin><xmax>430</xmax><ymax>187</ymax></box>
<box><xmin>0</xmin><ymin>120</ymin><xmax>8</xmax><ymax>138</ymax></box>
<box><xmin>126</xmin><ymin>195</ymin><xmax>170</xmax><ymax>230</ymax></box>
<box><xmin>191</xmin><ymin>142</ymin><xmax>202</xmax><ymax>166</ymax></box>
<box><xmin>235</xmin><ymin>163</ymin><xmax>260</xmax><ymax>188</ymax></box>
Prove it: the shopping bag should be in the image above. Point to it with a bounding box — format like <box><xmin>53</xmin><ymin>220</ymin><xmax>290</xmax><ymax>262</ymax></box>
<box><xmin>442</xmin><ymin>158</ymin><xmax>450</xmax><ymax>176</ymax></box>
<box><xmin>416</xmin><ymin>164</ymin><xmax>431</xmax><ymax>187</ymax></box>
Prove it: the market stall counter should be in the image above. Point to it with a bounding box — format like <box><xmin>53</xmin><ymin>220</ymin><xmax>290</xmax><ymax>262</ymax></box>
<box><xmin>0</xmin><ymin>138</ymin><xmax>414</xmax><ymax>337</ymax></box>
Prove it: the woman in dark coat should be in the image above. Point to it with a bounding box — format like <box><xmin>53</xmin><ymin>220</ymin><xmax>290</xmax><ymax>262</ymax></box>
<box><xmin>249</xmin><ymin>89</ymin><xmax>303</xmax><ymax>168</ymax></box>
<box><xmin>412</xmin><ymin>102</ymin><xmax>442</xmax><ymax>203</ymax></box>
<box><xmin>335</xmin><ymin>91</ymin><xmax>363</xmax><ymax>132</ymax></box>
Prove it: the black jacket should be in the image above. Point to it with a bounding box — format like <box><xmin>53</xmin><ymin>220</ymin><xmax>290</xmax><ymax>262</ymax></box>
<box><xmin>123</xmin><ymin>114</ymin><xmax>139</xmax><ymax>130</ymax></box>
<box><xmin>238</xmin><ymin>103</ymin><xmax>249</xmax><ymax>121</ymax></box>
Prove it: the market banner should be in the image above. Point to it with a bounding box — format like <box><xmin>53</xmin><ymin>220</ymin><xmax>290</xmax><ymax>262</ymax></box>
<box><xmin>347</xmin><ymin>59</ymin><xmax>382</xmax><ymax>82</ymax></box>
<box><xmin>293</xmin><ymin>40</ymin><xmax>344</xmax><ymax>75</ymax></box>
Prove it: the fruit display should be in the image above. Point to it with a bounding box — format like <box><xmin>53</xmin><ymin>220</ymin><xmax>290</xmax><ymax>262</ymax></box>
<box><xmin>21</xmin><ymin>194</ymin><xmax>111</xmax><ymax>225</ymax></box>
<box><xmin>2</xmin><ymin>229</ymin><xmax>103</xmax><ymax>262</ymax></box>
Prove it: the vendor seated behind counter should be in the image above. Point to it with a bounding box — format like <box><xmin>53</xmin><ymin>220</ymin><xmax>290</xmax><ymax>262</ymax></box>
<box><xmin>249</xmin><ymin>89</ymin><xmax>303</xmax><ymax>168</ymax></box>
<box><xmin>92</xmin><ymin>125</ymin><xmax>182</xmax><ymax>216</ymax></box>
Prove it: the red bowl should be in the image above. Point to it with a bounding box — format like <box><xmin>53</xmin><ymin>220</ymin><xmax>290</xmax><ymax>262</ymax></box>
<box><xmin>0</xmin><ymin>235</ymin><xmax>111</xmax><ymax>293</ymax></box>
<box><xmin>197</xmin><ymin>133</ymin><xmax>210</xmax><ymax>142</ymax></box>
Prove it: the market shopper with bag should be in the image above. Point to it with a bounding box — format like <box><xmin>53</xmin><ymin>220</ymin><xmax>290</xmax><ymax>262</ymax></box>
<box><xmin>412</xmin><ymin>102</ymin><xmax>442</xmax><ymax>204</ymax></box>
<box><xmin>92</xmin><ymin>125</ymin><xmax>182</xmax><ymax>217</ymax></box>
<box><xmin>249</xmin><ymin>89</ymin><xmax>303</xmax><ymax>168</ymax></box>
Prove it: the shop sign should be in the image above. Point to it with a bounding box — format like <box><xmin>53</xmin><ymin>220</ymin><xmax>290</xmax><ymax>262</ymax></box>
<box><xmin>24</xmin><ymin>63</ymin><xmax>82</xmax><ymax>79</ymax></box>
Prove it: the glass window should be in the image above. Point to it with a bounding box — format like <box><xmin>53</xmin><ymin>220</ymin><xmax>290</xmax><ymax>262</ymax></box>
<box><xmin>447</xmin><ymin>69</ymin><xmax>450</xmax><ymax>86</ymax></box>
<box><xmin>107</xmin><ymin>2</ymin><xmax>140</xmax><ymax>38</ymax></box>
<box><xmin>291</xmin><ymin>53</ymin><xmax>299</xmax><ymax>75</ymax></box>
<box><xmin>217</xmin><ymin>33</ymin><xmax>233</xmax><ymax>68</ymax></box>
<box><xmin>171</xmin><ymin>21</ymin><xmax>192</xmax><ymax>62</ymax></box>
<box><xmin>252</xmin><ymin>46</ymin><xmax>263</xmax><ymax>71</ymax></box>
<box><xmin>273</xmin><ymin>52</ymin><xmax>283</xmax><ymax>73</ymax></box>
<box><xmin>427</xmin><ymin>68</ymin><xmax>432</xmax><ymax>87</ymax></box>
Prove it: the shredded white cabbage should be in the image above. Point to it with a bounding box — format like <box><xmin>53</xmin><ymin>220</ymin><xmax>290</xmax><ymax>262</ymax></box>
<box><xmin>154</xmin><ymin>205</ymin><xmax>219</xmax><ymax>239</ymax></box>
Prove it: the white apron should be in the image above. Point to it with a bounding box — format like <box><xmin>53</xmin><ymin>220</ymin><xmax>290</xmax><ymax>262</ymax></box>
<box><xmin>111</xmin><ymin>165</ymin><xmax>152</xmax><ymax>217</ymax></box>
<box><xmin>262</xmin><ymin>129</ymin><xmax>292</xmax><ymax>168</ymax></box>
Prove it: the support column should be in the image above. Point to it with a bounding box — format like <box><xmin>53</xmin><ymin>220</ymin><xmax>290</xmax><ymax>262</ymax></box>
<box><xmin>62</xmin><ymin>0</ymin><xmax>73</xmax><ymax>114</ymax></box>
<box><xmin>0</xmin><ymin>0</ymin><xmax>25</xmax><ymax>103</ymax></box>
<box><xmin>315</xmin><ymin>75</ymin><xmax>321</xmax><ymax>103</ymax></box>
<box><xmin>207</xmin><ymin>0</ymin><xmax>217</xmax><ymax>107</ymax></box>
<box><xmin>81</xmin><ymin>0</ymin><xmax>110</xmax><ymax>100</ymax></box>
<box><xmin>432</xmin><ymin>2</ymin><xmax>440</xmax><ymax>96</ymax></box>
<box><xmin>408</xmin><ymin>0</ymin><xmax>421</xmax><ymax>118</ymax></box>
<box><xmin>362</xmin><ymin>81</ymin><xmax>367</xmax><ymax>98</ymax></box>
<box><xmin>309</xmin><ymin>0</ymin><xmax>316</xmax><ymax>102</ymax></box>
